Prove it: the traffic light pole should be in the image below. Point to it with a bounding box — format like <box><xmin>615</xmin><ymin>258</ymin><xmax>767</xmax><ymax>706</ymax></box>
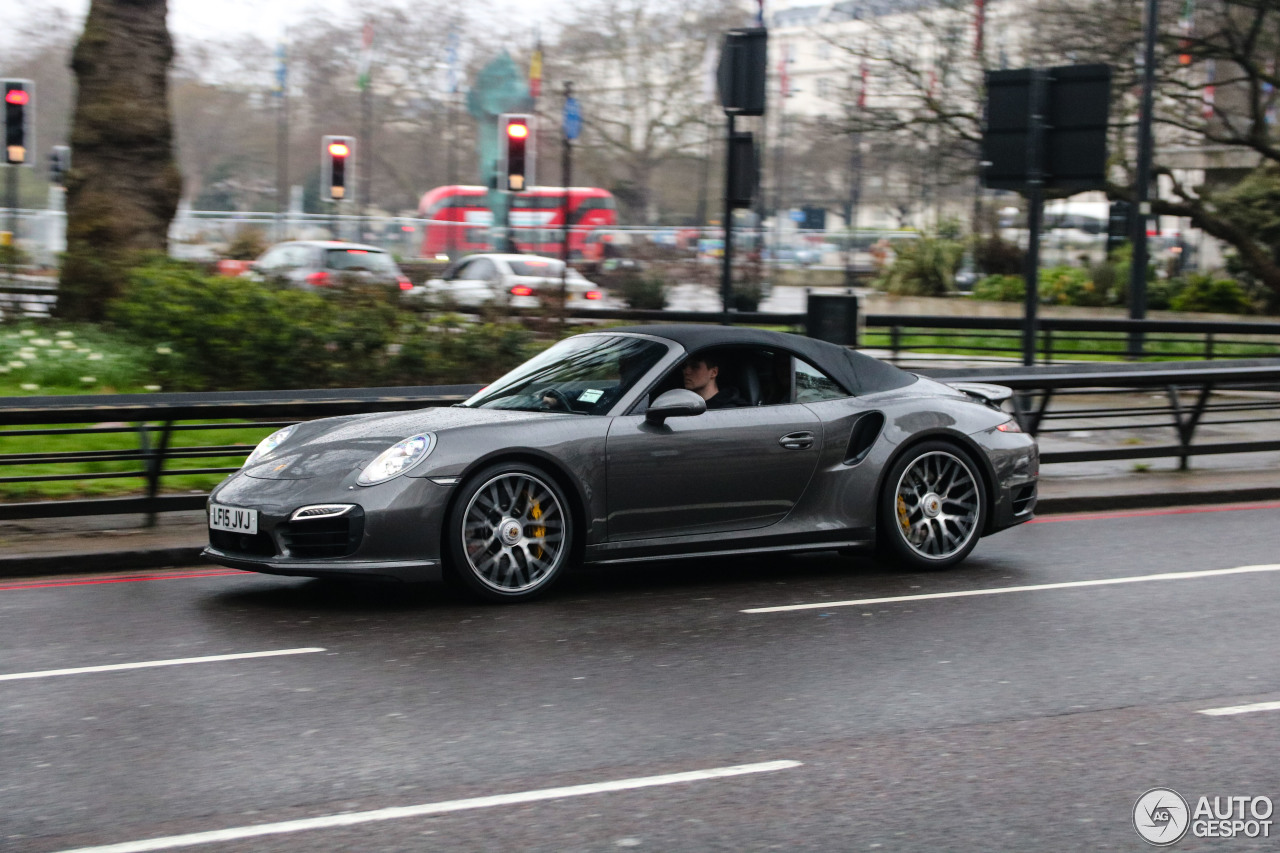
<box><xmin>720</xmin><ymin>114</ymin><xmax>736</xmax><ymax>325</ymax></box>
<box><xmin>4</xmin><ymin>166</ymin><xmax>16</xmax><ymax>282</ymax></box>
<box><xmin>560</xmin><ymin>82</ymin><xmax>573</xmax><ymax>318</ymax></box>
<box><xmin>1128</xmin><ymin>0</ymin><xmax>1158</xmax><ymax>357</ymax></box>
<box><xmin>1021</xmin><ymin>69</ymin><xmax>1048</xmax><ymax>367</ymax></box>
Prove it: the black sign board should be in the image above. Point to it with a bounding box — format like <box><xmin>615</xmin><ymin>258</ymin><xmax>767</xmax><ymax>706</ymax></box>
<box><xmin>982</xmin><ymin>64</ymin><xmax>1112</xmax><ymax>192</ymax></box>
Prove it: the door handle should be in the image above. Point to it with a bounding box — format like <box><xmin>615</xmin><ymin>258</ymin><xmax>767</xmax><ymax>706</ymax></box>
<box><xmin>779</xmin><ymin>431</ymin><xmax>815</xmax><ymax>450</ymax></box>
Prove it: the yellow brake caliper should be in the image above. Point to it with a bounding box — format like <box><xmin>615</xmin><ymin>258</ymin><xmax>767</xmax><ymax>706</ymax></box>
<box><xmin>529</xmin><ymin>495</ymin><xmax>545</xmax><ymax>560</ymax></box>
<box><xmin>896</xmin><ymin>494</ymin><xmax>912</xmax><ymax>536</ymax></box>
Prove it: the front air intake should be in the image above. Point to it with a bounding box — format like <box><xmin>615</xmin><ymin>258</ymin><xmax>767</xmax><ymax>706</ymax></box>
<box><xmin>278</xmin><ymin>507</ymin><xmax>365</xmax><ymax>559</ymax></box>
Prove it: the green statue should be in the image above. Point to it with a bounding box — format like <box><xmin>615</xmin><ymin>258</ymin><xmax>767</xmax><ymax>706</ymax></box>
<box><xmin>467</xmin><ymin>51</ymin><xmax>535</xmax><ymax>251</ymax></box>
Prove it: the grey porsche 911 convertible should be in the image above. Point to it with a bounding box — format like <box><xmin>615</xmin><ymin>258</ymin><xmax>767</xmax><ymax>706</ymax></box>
<box><xmin>204</xmin><ymin>325</ymin><xmax>1038</xmax><ymax>601</ymax></box>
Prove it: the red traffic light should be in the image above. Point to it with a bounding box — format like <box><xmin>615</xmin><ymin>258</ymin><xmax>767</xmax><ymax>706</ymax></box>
<box><xmin>327</xmin><ymin>142</ymin><xmax>350</xmax><ymax>158</ymax></box>
<box><xmin>4</xmin><ymin>89</ymin><xmax>28</xmax><ymax>105</ymax></box>
<box><xmin>506</xmin><ymin>122</ymin><xmax>529</xmax><ymax>140</ymax></box>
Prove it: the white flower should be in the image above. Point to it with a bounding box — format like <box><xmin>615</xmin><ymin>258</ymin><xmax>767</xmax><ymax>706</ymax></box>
<box><xmin>58</xmin><ymin>340</ymin><xmax>76</xmax><ymax>349</ymax></box>
<box><xmin>31</xmin><ymin>338</ymin><xmax>52</xmax><ymax>346</ymax></box>
<box><xmin>87</xmin><ymin>353</ymin><xmax>103</xmax><ymax>361</ymax></box>
<box><xmin>155</xmin><ymin>346</ymin><xmax>173</xmax><ymax>355</ymax></box>
<box><xmin>19</xmin><ymin>329</ymin><xmax>35</xmax><ymax>337</ymax></box>
<box><xmin>8</xmin><ymin>360</ymin><xmax>24</xmax><ymax>368</ymax></box>
<box><xmin>144</xmin><ymin>385</ymin><xmax>161</xmax><ymax>391</ymax></box>
<box><xmin>0</xmin><ymin>366</ymin><xmax>9</xmax><ymax>374</ymax></box>
<box><xmin>56</xmin><ymin>331</ymin><xmax>74</xmax><ymax>338</ymax></box>
<box><xmin>80</xmin><ymin>376</ymin><xmax>96</xmax><ymax>383</ymax></box>
<box><xmin>20</xmin><ymin>383</ymin><xmax>39</xmax><ymax>391</ymax></box>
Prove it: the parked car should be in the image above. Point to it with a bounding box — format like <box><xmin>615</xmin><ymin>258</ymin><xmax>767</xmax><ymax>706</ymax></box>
<box><xmin>411</xmin><ymin>253</ymin><xmax>607</xmax><ymax>309</ymax></box>
<box><xmin>246</xmin><ymin>241</ymin><xmax>412</xmax><ymax>291</ymax></box>
<box><xmin>204</xmin><ymin>325</ymin><xmax>1039</xmax><ymax>602</ymax></box>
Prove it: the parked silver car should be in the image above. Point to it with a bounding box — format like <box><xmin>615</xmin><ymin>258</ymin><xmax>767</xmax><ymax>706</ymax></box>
<box><xmin>247</xmin><ymin>241</ymin><xmax>412</xmax><ymax>291</ymax></box>
<box><xmin>412</xmin><ymin>253</ymin><xmax>607</xmax><ymax>309</ymax></box>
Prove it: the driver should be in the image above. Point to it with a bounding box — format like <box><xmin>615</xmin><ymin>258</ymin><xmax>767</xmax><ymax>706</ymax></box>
<box><xmin>682</xmin><ymin>354</ymin><xmax>746</xmax><ymax>409</ymax></box>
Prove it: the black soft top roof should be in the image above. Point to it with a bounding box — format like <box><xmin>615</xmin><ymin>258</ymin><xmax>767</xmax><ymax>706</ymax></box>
<box><xmin>608</xmin><ymin>325</ymin><xmax>916</xmax><ymax>396</ymax></box>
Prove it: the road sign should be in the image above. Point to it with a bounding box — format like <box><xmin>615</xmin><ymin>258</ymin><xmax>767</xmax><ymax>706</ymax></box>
<box><xmin>789</xmin><ymin>209</ymin><xmax>805</xmax><ymax>223</ymax></box>
<box><xmin>563</xmin><ymin>97</ymin><xmax>581</xmax><ymax>141</ymax></box>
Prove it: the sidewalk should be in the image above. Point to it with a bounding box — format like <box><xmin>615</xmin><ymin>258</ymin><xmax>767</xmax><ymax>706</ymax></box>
<box><xmin>2</xmin><ymin>463</ymin><xmax>1277</xmax><ymax>580</ymax></box>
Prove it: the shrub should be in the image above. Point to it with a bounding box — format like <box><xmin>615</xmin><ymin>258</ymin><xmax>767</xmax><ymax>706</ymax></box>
<box><xmin>224</xmin><ymin>227</ymin><xmax>270</xmax><ymax>261</ymax></box>
<box><xmin>974</xmin><ymin>236</ymin><xmax>1025</xmax><ymax>276</ymax></box>
<box><xmin>614</xmin><ymin>271</ymin><xmax>668</xmax><ymax>309</ymax></box>
<box><xmin>1169</xmin><ymin>275</ymin><xmax>1252</xmax><ymax>314</ymax></box>
<box><xmin>1041</xmin><ymin>266</ymin><xmax>1108</xmax><ymax>307</ymax></box>
<box><xmin>972</xmin><ymin>274</ymin><xmax>1024</xmax><ymax>302</ymax></box>
<box><xmin>872</xmin><ymin>236</ymin><xmax>964</xmax><ymax>296</ymax></box>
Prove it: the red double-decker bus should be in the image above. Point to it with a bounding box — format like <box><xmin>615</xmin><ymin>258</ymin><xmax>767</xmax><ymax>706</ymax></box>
<box><xmin>417</xmin><ymin>185</ymin><xmax>618</xmax><ymax>257</ymax></box>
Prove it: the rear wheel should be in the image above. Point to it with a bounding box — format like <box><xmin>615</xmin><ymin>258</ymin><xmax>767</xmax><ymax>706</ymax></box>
<box><xmin>878</xmin><ymin>441</ymin><xmax>986</xmax><ymax>570</ymax></box>
<box><xmin>445</xmin><ymin>463</ymin><xmax>574</xmax><ymax>602</ymax></box>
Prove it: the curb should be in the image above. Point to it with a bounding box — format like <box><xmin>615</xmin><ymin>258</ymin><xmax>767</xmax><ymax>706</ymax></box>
<box><xmin>2</xmin><ymin>488</ymin><xmax>1278</xmax><ymax>581</ymax></box>
<box><xmin>0</xmin><ymin>546</ymin><xmax>207</xmax><ymax>580</ymax></box>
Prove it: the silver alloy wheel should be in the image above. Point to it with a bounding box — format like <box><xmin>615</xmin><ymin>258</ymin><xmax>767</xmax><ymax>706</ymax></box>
<box><xmin>460</xmin><ymin>471</ymin><xmax>567</xmax><ymax>594</ymax></box>
<box><xmin>893</xmin><ymin>450</ymin><xmax>981</xmax><ymax>560</ymax></box>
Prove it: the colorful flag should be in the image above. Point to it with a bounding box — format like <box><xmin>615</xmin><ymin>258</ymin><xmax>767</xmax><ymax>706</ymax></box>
<box><xmin>1178</xmin><ymin>0</ymin><xmax>1194</xmax><ymax>65</ymax></box>
<box><xmin>858</xmin><ymin>59</ymin><xmax>869</xmax><ymax>109</ymax></box>
<box><xmin>974</xmin><ymin>0</ymin><xmax>985</xmax><ymax>60</ymax></box>
<box><xmin>702</xmin><ymin>37</ymin><xmax>719</xmax><ymax>103</ymax></box>
<box><xmin>444</xmin><ymin>30</ymin><xmax>460</xmax><ymax>94</ymax></box>
<box><xmin>1203</xmin><ymin>59</ymin><xmax>1215</xmax><ymax>118</ymax></box>
<box><xmin>778</xmin><ymin>44</ymin><xmax>790</xmax><ymax>98</ymax></box>
<box><xmin>530</xmin><ymin>43</ymin><xmax>543</xmax><ymax>99</ymax></box>
<box><xmin>1264</xmin><ymin>60</ymin><xmax>1276</xmax><ymax>126</ymax></box>
<box><xmin>357</xmin><ymin>21</ymin><xmax>374</xmax><ymax>91</ymax></box>
<box><xmin>755</xmin><ymin>0</ymin><xmax>765</xmax><ymax>27</ymax></box>
<box><xmin>274</xmin><ymin>41</ymin><xmax>287</xmax><ymax>98</ymax></box>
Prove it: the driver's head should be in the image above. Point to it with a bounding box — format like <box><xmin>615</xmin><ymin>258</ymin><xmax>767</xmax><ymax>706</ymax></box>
<box><xmin>682</xmin><ymin>354</ymin><xmax>720</xmax><ymax>400</ymax></box>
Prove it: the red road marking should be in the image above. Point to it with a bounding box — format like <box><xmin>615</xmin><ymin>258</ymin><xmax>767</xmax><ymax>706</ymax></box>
<box><xmin>1032</xmin><ymin>501</ymin><xmax>1280</xmax><ymax>524</ymax></box>
<box><xmin>0</xmin><ymin>569</ymin><xmax>246</xmax><ymax>591</ymax></box>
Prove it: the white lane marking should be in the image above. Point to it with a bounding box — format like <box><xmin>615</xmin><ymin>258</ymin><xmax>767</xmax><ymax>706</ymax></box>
<box><xmin>742</xmin><ymin>564</ymin><xmax>1280</xmax><ymax>614</ymax></box>
<box><xmin>52</xmin><ymin>760</ymin><xmax>803</xmax><ymax>853</ymax></box>
<box><xmin>1199</xmin><ymin>701</ymin><xmax>1280</xmax><ymax>717</ymax></box>
<box><xmin>0</xmin><ymin>648</ymin><xmax>326</xmax><ymax>682</ymax></box>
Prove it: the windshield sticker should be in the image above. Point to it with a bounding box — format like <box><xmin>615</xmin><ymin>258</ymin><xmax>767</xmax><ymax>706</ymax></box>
<box><xmin>578</xmin><ymin>389</ymin><xmax>604</xmax><ymax>403</ymax></box>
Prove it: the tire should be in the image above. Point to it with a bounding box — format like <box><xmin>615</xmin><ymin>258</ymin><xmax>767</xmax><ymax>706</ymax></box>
<box><xmin>444</xmin><ymin>462</ymin><xmax>575</xmax><ymax>602</ymax></box>
<box><xmin>877</xmin><ymin>441</ymin><xmax>986</xmax><ymax>570</ymax></box>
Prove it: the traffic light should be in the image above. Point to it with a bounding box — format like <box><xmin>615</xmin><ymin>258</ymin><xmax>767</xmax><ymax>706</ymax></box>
<box><xmin>498</xmin><ymin>114</ymin><xmax>534</xmax><ymax>192</ymax></box>
<box><xmin>4</xmin><ymin>79</ymin><xmax>33</xmax><ymax>165</ymax></box>
<box><xmin>1107</xmin><ymin>200</ymin><xmax>1131</xmax><ymax>255</ymax></box>
<box><xmin>322</xmin><ymin>135</ymin><xmax>355</xmax><ymax>201</ymax></box>
<box><xmin>49</xmin><ymin>145</ymin><xmax>70</xmax><ymax>186</ymax></box>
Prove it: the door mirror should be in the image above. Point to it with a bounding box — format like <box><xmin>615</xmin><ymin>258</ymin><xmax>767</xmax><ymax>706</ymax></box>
<box><xmin>645</xmin><ymin>389</ymin><xmax>706</xmax><ymax>425</ymax></box>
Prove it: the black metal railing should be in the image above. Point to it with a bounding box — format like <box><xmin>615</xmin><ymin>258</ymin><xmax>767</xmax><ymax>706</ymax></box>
<box><xmin>2</xmin><ymin>360</ymin><xmax>1278</xmax><ymax>521</ymax></box>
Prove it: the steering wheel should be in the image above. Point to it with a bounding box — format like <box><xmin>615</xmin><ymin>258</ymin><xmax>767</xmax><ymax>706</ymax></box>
<box><xmin>537</xmin><ymin>388</ymin><xmax>574</xmax><ymax>411</ymax></box>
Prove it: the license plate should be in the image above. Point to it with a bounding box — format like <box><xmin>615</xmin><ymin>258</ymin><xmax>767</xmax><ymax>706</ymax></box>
<box><xmin>209</xmin><ymin>503</ymin><xmax>258</xmax><ymax>534</ymax></box>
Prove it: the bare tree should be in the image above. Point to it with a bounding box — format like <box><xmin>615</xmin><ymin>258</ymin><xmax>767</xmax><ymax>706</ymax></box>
<box><xmin>547</xmin><ymin>0</ymin><xmax>743</xmax><ymax>223</ymax></box>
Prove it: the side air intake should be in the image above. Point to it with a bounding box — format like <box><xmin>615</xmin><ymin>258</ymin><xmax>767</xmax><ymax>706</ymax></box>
<box><xmin>844</xmin><ymin>411</ymin><xmax>885</xmax><ymax>465</ymax></box>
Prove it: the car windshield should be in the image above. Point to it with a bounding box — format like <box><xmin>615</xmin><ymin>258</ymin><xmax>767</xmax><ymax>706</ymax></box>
<box><xmin>463</xmin><ymin>335</ymin><xmax>668</xmax><ymax>415</ymax></box>
<box><xmin>508</xmin><ymin>258</ymin><xmax>563</xmax><ymax>277</ymax></box>
<box><xmin>325</xmin><ymin>248</ymin><xmax>398</xmax><ymax>272</ymax></box>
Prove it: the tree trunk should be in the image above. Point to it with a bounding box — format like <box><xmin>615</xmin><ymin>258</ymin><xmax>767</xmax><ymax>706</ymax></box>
<box><xmin>59</xmin><ymin>0</ymin><xmax>181</xmax><ymax>322</ymax></box>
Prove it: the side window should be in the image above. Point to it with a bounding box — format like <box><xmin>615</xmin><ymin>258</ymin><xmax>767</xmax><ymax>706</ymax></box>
<box><xmin>285</xmin><ymin>246</ymin><xmax>311</xmax><ymax>269</ymax></box>
<box><xmin>466</xmin><ymin>259</ymin><xmax>497</xmax><ymax>280</ymax></box>
<box><xmin>445</xmin><ymin>260</ymin><xmax>469</xmax><ymax>281</ymax></box>
<box><xmin>795</xmin><ymin>358</ymin><xmax>849</xmax><ymax>402</ymax></box>
<box><xmin>255</xmin><ymin>247</ymin><xmax>285</xmax><ymax>270</ymax></box>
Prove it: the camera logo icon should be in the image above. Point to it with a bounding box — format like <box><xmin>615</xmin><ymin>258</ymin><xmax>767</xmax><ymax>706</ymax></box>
<box><xmin>1134</xmin><ymin>788</ymin><xmax>1191</xmax><ymax>846</ymax></box>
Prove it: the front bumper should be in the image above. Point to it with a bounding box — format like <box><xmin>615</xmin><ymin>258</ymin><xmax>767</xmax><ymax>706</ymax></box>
<box><xmin>200</xmin><ymin>470</ymin><xmax>452</xmax><ymax>583</ymax></box>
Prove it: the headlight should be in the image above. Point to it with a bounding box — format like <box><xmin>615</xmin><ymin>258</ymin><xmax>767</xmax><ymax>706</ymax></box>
<box><xmin>357</xmin><ymin>434</ymin><xmax>434</xmax><ymax>486</ymax></box>
<box><xmin>245</xmin><ymin>426</ymin><xmax>296</xmax><ymax>467</ymax></box>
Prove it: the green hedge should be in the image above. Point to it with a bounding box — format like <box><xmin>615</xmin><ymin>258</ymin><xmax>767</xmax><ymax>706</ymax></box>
<box><xmin>106</xmin><ymin>257</ymin><xmax>540</xmax><ymax>391</ymax></box>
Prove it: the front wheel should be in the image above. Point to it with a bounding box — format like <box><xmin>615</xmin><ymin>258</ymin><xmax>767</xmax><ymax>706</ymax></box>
<box><xmin>878</xmin><ymin>441</ymin><xmax>986</xmax><ymax>570</ymax></box>
<box><xmin>445</xmin><ymin>463</ymin><xmax>574</xmax><ymax>602</ymax></box>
